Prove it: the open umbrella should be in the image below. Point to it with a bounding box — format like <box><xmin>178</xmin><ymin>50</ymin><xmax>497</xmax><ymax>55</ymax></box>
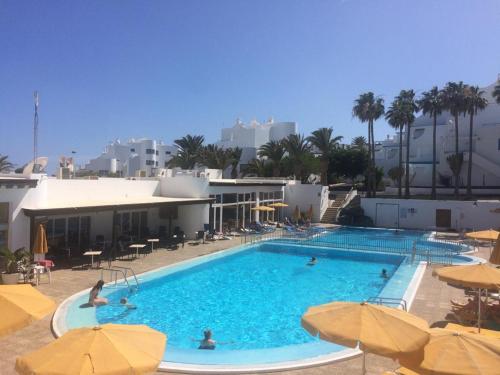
<box><xmin>302</xmin><ymin>301</ymin><xmax>429</xmax><ymax>374</ymax></box>
<box><xmin>16</xmin><ymin>324</ymin><xmax>167</xmax><ymax>375</ymax></box>
<box><xmin>306</xmin><ymin>204</ymin><xmax>313</xmax><ymax>221</ymax></box>
<box><xmin>488</xmin><ymin>233</ymin><xmax>500</xmax><ymax>265</ymax></box>
<box><xmin>433</xmin><ymin>264</ymin><xmax>500</xmax><ymax>331</ymax></box>
<box><xmin>399</xmin><ymin>328</ymin><xmax>500</xmax><ymax>375</ymax></box>
<box><xmin>0</xmin><ymin>284</ymin><xmax>56</xmax><ymax>337</ymax></box>
<box><xmin>269</xmin><ymin>202</ymin><xmax>288</xmax><ymax>222</ymax></box>
<box><xmin>466</xmin><ymin>229</ymin><xmax>500</xmax><ymax>255</ymax></box>
<box><xmin>293</xmin><ymin>205</ymin><xmax>301</xmax><ymax>224</ymax></box>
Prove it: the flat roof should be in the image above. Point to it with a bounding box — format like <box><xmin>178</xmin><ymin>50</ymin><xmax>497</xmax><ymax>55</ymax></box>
<box><xmin>23</xmin><ymin>196</ymin><xmax>213</xmax><ymax>216</ymax></box>
<box><xmin>209</xmin><ymin>179</ymin><xmax>286</xmax><ymax>187</ymax></box>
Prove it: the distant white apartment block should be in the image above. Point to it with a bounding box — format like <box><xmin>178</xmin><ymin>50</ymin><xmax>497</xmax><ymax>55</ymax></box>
<box><xmin>85</xmin><ymin>139</ymin><xmax>177</xmax><ymax>177</ymax></box>
<box><xmin>376</xmin><ymin>78</ymin><xmax>500</xmax><ymax>189</ymax></box>
<box><xmin>216</xmin><ymin>118</ymin><xmax>297</xmax><ymax>168</ymax></box>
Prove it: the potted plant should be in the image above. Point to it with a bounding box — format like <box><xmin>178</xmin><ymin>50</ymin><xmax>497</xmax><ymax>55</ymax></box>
<box><xmin>0</xmin><ymin>247</ymin><xmax>31</xmax><ymax>284</ymax></box>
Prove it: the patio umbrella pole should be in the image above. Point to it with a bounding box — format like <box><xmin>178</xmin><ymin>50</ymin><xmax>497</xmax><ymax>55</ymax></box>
<box><xmin>362</xmin><ymin>350</ymin><xmax>366</xmax><ymax>375</ymax></box>
<box><xmin>478</xmin><ymin>288</ymin><xmax>481</xmax><ymax>332</ymax></box>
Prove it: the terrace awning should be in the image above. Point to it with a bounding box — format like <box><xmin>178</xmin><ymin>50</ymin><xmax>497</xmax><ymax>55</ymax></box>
<box><xmin>23</xmin><ymin>196</ymin><xmax>214</xmax><ymax>217</ymax></box>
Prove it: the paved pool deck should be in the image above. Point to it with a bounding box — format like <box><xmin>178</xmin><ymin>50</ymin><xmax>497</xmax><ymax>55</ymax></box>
<box><xmin>0</xmin><ymin>235</ymin><xmax>495</xmax><ymax>375</ymax></box>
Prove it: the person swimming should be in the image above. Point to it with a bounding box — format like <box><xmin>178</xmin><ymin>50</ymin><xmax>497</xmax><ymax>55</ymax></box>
<box><xmin>381</xmin><ymin>269</ymin><xmax>389</xmax><ymax>279</ymax></box>
<box><xmin>307</xmin><ymin>257</ymin><xmax>317</xmax><ymax>266</ymax></box>
<box><xmin>89</xmin><ymin>280</ymin><xmax>108</xmax><ymax>306</ymax></box>
<box><xmin>197</xmin><ymin>329</ymin><xmax>216</xmax><ymax>350</ymax></box>
<box><xmin>120</xmin><ymin>297</ymin><xmax>137</xmax><ymax>309</ymax></box>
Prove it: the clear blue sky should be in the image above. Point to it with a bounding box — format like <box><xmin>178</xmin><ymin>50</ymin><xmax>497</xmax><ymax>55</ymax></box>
<box><xmin>1</xmin><ymin>0</ymin><xmax>499</xmax><ymax>169</ymax></box>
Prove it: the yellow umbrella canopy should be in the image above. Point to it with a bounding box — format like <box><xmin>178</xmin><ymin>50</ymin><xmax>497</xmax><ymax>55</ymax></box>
<box><xmin>302</xmin><ymin>302</ymin><xmax>429</xmax><ymax>356</ymax></box>
<box><xmin>488</xmin><ymin>233</ymin><xmax>500</xmax><ymax>265</ymax></box>
<box><xmin>399</xmin><ymin>328</ymin><xmax>500</xmax><ymax>375</ymax></box>
<box><xmin>0</xmin><ymin>284</ymin><xmax>56</xmax><ymax>337</ymax></box>
<box><xmin>250</xmin><ymin>206</ymin><xmax>274</xmax><ymax>211</ymax></box>
<box><xmin>32</xmin><ymin>223</ymin><xmax>48</xmax><ymax>254</ymax></box>
<box><xmin>16</xmin><ymin>324</ymin><xmax>167</xmax><ymax>375</ymax></box>
<box><xmin>433</xmin><ymin>264</ymin><xmax>500</xmax><ymax>290</ymax></box>
<box><xmin>465</xmin><ymin>229</ymin><xmax>500</xmax><ymax>241</ymax></box>
<box><xmin>269</xmin><ymin>202</ymin><xmax>288</xmax><ymax>208</ymax></box>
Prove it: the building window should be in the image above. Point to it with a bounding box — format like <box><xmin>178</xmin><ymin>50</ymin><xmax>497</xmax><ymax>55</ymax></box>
<box><xmin>164</xmin><ymin>161</ymin><xmax>169</xmax><ymax>167</ymax></box>
<box><xmin>146</xmin><ymin>160</ymin><xmax>154</xmax><ymax>166</ymax></box>
<box><xmin>155</xmin><ymin>161</ymin><xmax>159</xmax><ymax>166</ymax></box>
<box><xmin>165</xmin><ymin>151</ymin><xmax>171</xmax><ymax>155</ymax></box>
<box><xmin>145</xmin><ymin>149</ymin><xmax>155</xmax><ymax>154</ymax></box>
<box><xmin>130</xmin><ymin>148</ymin><xmax>135</xmax><ymax>152</ymax></box>
<box><xmin>413</xmin><ymin>128</ymin><xmax>425</xmax><ymax>139</ymax></box>
<box><xmin>155</xmin><ymin>150</ymin><xmax>159</xmax><ymax>155</ymax></box>
<box><xmin>498</xmin><ymin>138</ymin><xmax>500</xmax><ymax>150</ymax></box>
<box><xmin>0</xmin><ymin>203</ymin><xmax>9</xmax><ymax>247</ymax></box>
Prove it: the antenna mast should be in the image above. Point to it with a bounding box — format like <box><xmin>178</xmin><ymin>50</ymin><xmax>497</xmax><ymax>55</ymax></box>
<box><xmin>33</xmin><ymin>91</ymin><xmax>39</xmax><ymax>166</ymax></box>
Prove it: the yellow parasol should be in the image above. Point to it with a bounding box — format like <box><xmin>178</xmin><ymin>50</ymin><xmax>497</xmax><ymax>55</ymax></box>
<box><xmin>16</xmin><ymin>324</ymin><xmax>167</xmax><ymax>375</ymax></box>
<box><xmin>399</xmin><ymin>328</ymin><xmax>500</xmax><ymax>375</ymax></box>
<box><xmin>0</xmin><ymin>284</ymin><xmax>56</xmax><ymax>337</ymax></box>
<box><xmin>32</xmin><ymin>224</ymin><xmax>48</xmax><ymax>255</ymax></box>
<box><xmin>465</xmin><ymin>229</ymin><xmax>500</xmax><ymax>241</ymax></box>
<box><xmin>269</xmin><ymin>202</ymin><xmax>288</xmax><ymax>208</ymax></box>
<box><xmin>489</xmin><ymin>233</ymin><xmax>500</xmax><ymax>265</ymax></box>
<box><xmin>433</xmin><ymin>264</ymin><xmax>500</xmax><ymax>330</ymax></box>
<box><xmin>250</xmin><ymin>206</ymin><xmax>275</xmax><ymax>211</ymax></box>
<box><xmin>302</xmin><ymin>302</ymin><xmax>429</xmax><ymax>374</ymax></box>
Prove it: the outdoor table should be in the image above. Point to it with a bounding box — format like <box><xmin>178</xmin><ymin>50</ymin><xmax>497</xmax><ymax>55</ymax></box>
<box><xmin>83</xmin><ymin>251</ymin><xmax>102</xmax><ymax>269</ymax></box>
<box><xmin>31</xmin><ymin>265</ymin><xmax>50</xmax><ymax>285</ymax></box>
<box><xmin>147</xmin><ymin>238</ymin><xmax>159</xmax><ymax>252</ymax></box>
<box><xmin>129</xmin><ymin>244</ymin><xmax>146</xmax><ymax>258</ymax></box>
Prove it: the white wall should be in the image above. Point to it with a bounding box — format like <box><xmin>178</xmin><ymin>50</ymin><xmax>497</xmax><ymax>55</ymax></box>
<box><xmin>361</xmin><ymin>197</ymin><xmax>500</xmax><ymax>231</ymax></box>
<box><xmin>160</xmin><ymin>175</ymin><xmax>210</xmax><ymax>198</ymax></box>
<box><xmin>43</xmin><ymin>178</ymin><xmax>160</xmax><ymax>205</ymax></box>
<box><xmin>284</xmin><ymin>182</ymin><xmax>328</xmax><ymax>222</ymax></box>
<box><xmin>174</xmin><ymin>204</ymin><xmax>209</xmax><ymax>239</ymax></box>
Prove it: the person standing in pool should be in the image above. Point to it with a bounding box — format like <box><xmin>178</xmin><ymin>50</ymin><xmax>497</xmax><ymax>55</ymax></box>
<box><xmin>89</xmin><ymin>280</ymin><xmax>108</xmax><ymax>306</ymax></box>
<box><xmin>381</xmin><ymin>269</ymin><xmax>389</xmax><ymax>279</ymax></box>
<box><xmin>197</xmin><ymin>329</ymin><xmax>216</xmax><ymax>350</ymax></box>
<box><xmin>307</xmin><ymin>257</ymin><xmax>317</xmax><ymax>266</ymax></box>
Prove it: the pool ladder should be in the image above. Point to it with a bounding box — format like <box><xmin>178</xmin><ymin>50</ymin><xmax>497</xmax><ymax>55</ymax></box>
<box><xmin>100</xmin><ymin>266</ymin><xmax>139</xmax><ymax>291</ymax></box>
<box><xmin>367</xmin><ymin>297</ymin><xmax>408</xmax><ymax>311</ymax></box>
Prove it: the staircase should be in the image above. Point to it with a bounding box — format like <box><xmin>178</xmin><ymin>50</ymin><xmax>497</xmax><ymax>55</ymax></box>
<box><xmin>320</xmin><ymin>192</ymin><xmax>348</xmax><ymax>224</ymax></box>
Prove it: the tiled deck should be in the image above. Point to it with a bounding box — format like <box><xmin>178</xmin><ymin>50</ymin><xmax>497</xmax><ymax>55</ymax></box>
<box><xmin>0</xmin><ymin>238</ymin><xmax>493</xmax><ymax>375</ymax></box>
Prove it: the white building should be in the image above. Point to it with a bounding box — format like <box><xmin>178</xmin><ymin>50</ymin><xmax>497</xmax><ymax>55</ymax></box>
<box><xmin>0</xmin><ymin>169</ymin><xmax>327</xmax><ymax>259</ymax></box>
<box><xmin>376</xmin><ymin>78</ymin><xmax>500</xmax><ymax>191</ymax></box>
<box><xmin>85</xmin><ymin>138</ymin><xmax>177</xmax><ymax>177</ymax></box>
<box><xmin>216</xmin><ymin>118</ymin><xmax>297</xmax><ymax>170</ymax></box>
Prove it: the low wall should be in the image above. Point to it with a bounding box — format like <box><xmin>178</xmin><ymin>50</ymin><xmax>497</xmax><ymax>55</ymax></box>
<box><xmin>284</xmin><ymin>182</ymin><xmax>328</xmax><ymax>222</ymax></box>
<box><xmin>361</xmin><ymin>198</ymin><xmax>500</xmax><ymax>231</ymax></box>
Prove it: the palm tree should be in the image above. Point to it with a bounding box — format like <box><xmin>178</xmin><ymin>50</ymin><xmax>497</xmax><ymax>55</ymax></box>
<box><xmin>385</xmin><ymin>98</ymin><xmax>406</xmax><ymax>198</ymax></box>
<box><xmin>244</xmin><ymin>158</ymin><xmax>268</xmax><ymax>177</ymax></box>
<box><xmin>283</xmin><ymin>134</ymin><xmax>311</xmax><ymax>180</ymax></box>
<box><xmin>199</xmin><ymin>144</ymin><xmax>232</xmax><ymax>171</ymax></box>
<box><xmin>398</xmin><ymin>90</ymin><xmax>418</xmax><ymax>198</ymax></box>
<box><xmin>352</xmin><ymin>92</ymin><xmax>385</xmax><ymax>197</ymax></box>
<box><xmin>351</xmin><ymin>136</ymin><xmax>367</xmax><ymax>150</ymax></box>
<box><xmin>168</xmin><ymin>135</ymin><xmax>205</xmax><ymax>169</ymax></box>
<box><xmin>417</xmin><ymin>87</ymin><xmax>443</xmax><ymax>200</ymax></box>
<box><xmin>464</xmin><ymin>86</ymin><xmax>488</xmax><ymax>198</ymax></box>
<box><xmin>0</xmin><ymin>155</ymin><xmax>14</xmax><ymax>173</ymax></box>
<box><xmin>493</xmin><ymin>82</ymin><xmax>500</xmax><ymax>104</ymax></box>
<box><xmin>228</xmin><ymin>147</ymin><xmax>242</xmax><ymax>178</ymax></box>
<box><xmin>442</xmin><ymin>82</ymin><xmax>467</xmax><ymax>198</ymax></box>
<box><xmin>307</xmin><ymin>127</ymin><xmax>343</xmax><ymax>185</ymax></box>
<box><xmin>258</xmin><ymin>140</ymin><xmax>285</xmax><ymax>177</ymax></box>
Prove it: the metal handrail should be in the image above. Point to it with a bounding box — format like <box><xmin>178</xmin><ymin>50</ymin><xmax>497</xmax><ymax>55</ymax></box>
<box><xmin>109</xmin><ymin>265</ymin><xmax>139</xmax><ymax>288</ymax></box>
<box><xmin>367</xmin><ymin>296</ymin><xmax>408</xmax><ymax>311</ymax></box>
<box><xmin>100</xmin><ymin>268</ymin><xmax>130</xmax><ymax>289</ymax></box>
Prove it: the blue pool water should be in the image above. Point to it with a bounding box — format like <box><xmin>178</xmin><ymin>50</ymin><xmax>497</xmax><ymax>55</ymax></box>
<box><xmin>93</xmin><ymin>243</ymin><xmax>402</xmax><ymax>351</ymax></box>
<box><xmin>300</xmin><ymin>226</ymin><xmax>468</xmax><ymax>255</ymax></box>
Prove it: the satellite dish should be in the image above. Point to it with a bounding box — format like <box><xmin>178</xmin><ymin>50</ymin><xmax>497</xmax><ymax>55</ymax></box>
<box><xmin>23</xmin><ymin>157</ymin><xmax>48</xmax><ymax>176</ymax></box>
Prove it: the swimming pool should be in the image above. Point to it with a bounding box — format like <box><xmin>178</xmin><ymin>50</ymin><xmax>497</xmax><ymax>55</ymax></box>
<box><xmin>55</xmin><ymin>239</ymin><xmax>427</xmax><ymax>372</ymax></box>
